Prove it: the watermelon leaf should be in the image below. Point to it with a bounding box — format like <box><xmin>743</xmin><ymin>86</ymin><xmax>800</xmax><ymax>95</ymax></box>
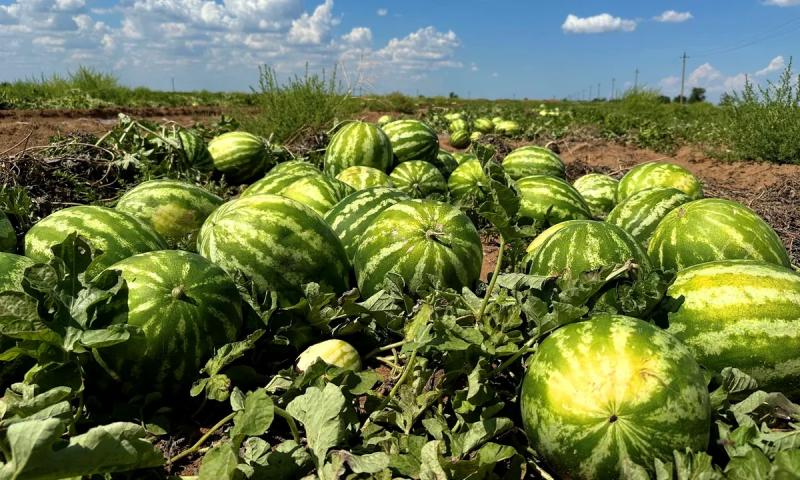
<box><xmin>191</xmin><ymin>329</ymin><xmax>265</xmax><ymax>402</ymax></box>
<box><xmin>285</xmin><ymin>383</ymin><xmax>350</xmax><ymax>468</ymax></box>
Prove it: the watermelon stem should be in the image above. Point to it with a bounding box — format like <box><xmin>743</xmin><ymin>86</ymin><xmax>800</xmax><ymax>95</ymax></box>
<box><xmin>487</xmin><ymin>336</ymin><xmax>537</xmax><ymax>379</ymax></box>
<box><xmin>274</xmin><ymin>406</ymin><xmax>302</xmax><ymax>444</ymax></box>
<box><xmin>168</xmin><ymin>411</ymin><xmax>236</xmax><ymax>465</ymax></box>
<box><xmin>364</xmin><ymin>340</ymin><xmax>405</xmax><ymax>359</ymax></box>
<box><xmin>476</xmin><ymin>236</ymin><xmax>506</xmax><ymax>323</ymax></box>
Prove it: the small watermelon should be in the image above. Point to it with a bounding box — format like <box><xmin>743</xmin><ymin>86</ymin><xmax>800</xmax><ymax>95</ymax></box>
<box><xmin>297</xmin><ymin>339</ymin><xmax>361</xmax><ymax>372</ymax></box>
<box><xmin>382</xmin><ymin>119</ymin><xmax>439</xmax><ymax>164</ymax></box>
<box><xmin>447</xmin><ymin>159</ymin><xmax>489</xmax><ymax>203</ymax></box>
<box><xmin>572</xmin><ymin>173</ymin><xmax>619</xmax><ymax>219</ymax></box>
<box><xmin>502</xmin><ymin>146</ymin><xmax>565</xmax><ymax>180</ymax></box>
<box><xmin>617</xmin><ymin>162</ymin><xmax>703</xmax><ymax>202</ymax></box>
<box><xmin>448</xmin><ymin>130</ymin><xmax>471</xmax><ymax>149</ymax></box>
<box><xmin>389</xmin><ymin>161</ymin><xmax>447</xmax><ymax>199</ymax></box>
<box><xmin>207</xmin><ymin>131</ymin><xmax>271</xmax><ymax>182</ymax></box>
<box><xmin>515</xmin><ymin>175</ymin><xmax>592</xmax><ymax>227</ymax></box>
<box><xmin>323</xmin><ymin>121</ymin><xmax>393</xmax><ymax>176</ymax></box>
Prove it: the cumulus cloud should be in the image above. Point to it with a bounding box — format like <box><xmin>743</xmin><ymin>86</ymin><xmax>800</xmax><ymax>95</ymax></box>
<box><xmin>341</xmin><ymin>26</ymin><xmax>372</xmax><ymax>46</ymax></box>
<box><xmin>654</xmin><ymin>10</ymin><xmax>693</xmax><ymax>23</ymax></box>
<box><xmin>288</xmin><ymin>0</ymin><xmax>338</xmax><ymax>45</ymax></box>
<box><xmin>377</xmin><ymin>8</ymin><xmax>388</xmax><ymax>16</ymax></box>
<box><xmin>562</xmin><ymin>13</ymin><xmax>636</xmax><ymax>34</ymax></box>
<box><xmin>756</xmin><ymin>55</ymin><xmax>785</xmax><ymax>76</ymax></box>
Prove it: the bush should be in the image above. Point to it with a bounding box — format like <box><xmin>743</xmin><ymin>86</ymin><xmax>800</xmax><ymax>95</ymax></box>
<box><xmin>723</xmin><ymin>61</ymin><xmax>800</xmax><ymax>164</ymax></box>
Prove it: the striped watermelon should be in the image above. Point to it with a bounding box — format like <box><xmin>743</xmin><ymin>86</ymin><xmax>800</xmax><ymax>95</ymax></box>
<box><xmin>335</xmin><ymin>166</ymin><xmax>393</xmax><ymax>190</ymax></box>
<box><xmin>115</xmin><ymin>180</ymin><xmax>223</xmax><ymax>249</ymax></box>
<box><xmin>521</xmin><ymin>314</ymin><xmax>710</xmax><ymax>480</ymax></box>
<box><xmin>207</xmin><ymin>131</ymin><xmax>270</xmax><ymax>182</ymax></box>
<box><xmin>527</xmin><ymin>220</ymin><xmax>651</xmax><ymax>279</ymax></box>
<box><xmin>473</xmin><ymin>118</ymin><xmax>494</xmax><ymax>134</ymax></box>
<box><xmin>648</xmin><ymin>199</ymin><xmax>790</xmax><ymax>272</ymax></box>
<box><xmin>0</xmin><ymin>212</ymin><xmax>15</xmax><ymax>253</ymax></box>
<box><xmin>448</xmin><ymin>118</ymin><xmax>469</xmax><ymax>133</ymax></box>
<box><xmin>353</xmin><ymin>199</ymin><xmax>482</xmax><ymax>297</ymax></box>
<box><xmin>377</xmin><ymin>115</ymin><xmax>392</xmax><ymax>126</ymax></box>
<box><xmin>447</xmin><ymin>159</ymin><xmax>489</xmax><ymax>203</ymax></box>
<box><xmin>323</xmin><ymin>121</ymin><xmax>393</xmax><ymax>176</ymax></box>
<box><xmin>25</xmin><ymin>206</ymin><xmax>167</xmax><ymax>277</ymax></box>
<box><xmin>495</xmin><ymin>120</ymin><xmax>522</xmax><ymax>135</ymax></box>
<box><xmin>197</xmin><ymin>194</ymin><xmax>350</xmax><ymax>304</ymax></box>
<box><xmin>515</xmin><ymin>175</ymin><xmax>592</xmax><ymax>227</ymax></box>
<box><xmin>449</xmin><ymin>130</ymin><xmax>470</xmax><ymax>149</ymax></box>
<box><xmin>268</xmin><ymin>160</ymin><xmax>320</xmax><ymax>178</ymax></box>
<box><xmin>606</xmin><ymin>187</ymin><xmax>691</xmax><ymax>246</ymax></box>
<box><xmin>432</xmin><ymin>150</ymin><xmax>458</xmax><ymax>178</ymax></box>
<box><xmin>617</xmin><ymin>162</ymin><xmax>703</xmax><ymax>202</ymax></box>
<box><xmin>297</xmin><ymin>339</ymin><xmax>361</xmax><ymax>372</ymax></box>
<box><xmin>665</xmin><ymin>260</ymin><xmax>800</xmax><ymax>393</ymax></box>
<box><xmin>100</xmin><ymin>250</ymin><xmax>241</xmax><ymax>393</ymax></box>
<box><xmin>572</xmin><ymin>173</ymin><xmax>618</xmax><ymax>218</ymax></box>
<box><xmin>491</xmin><ymin>116</ymin><xmax>504</xmax><ymax>125</ymax></box>
<box><xmin>469</xmin><ymin>131</ymin><xmax>483</xmax><ymax>142</ymax></box>
<box><xmin>389</xmin><ymin>161</ymin><xmax>447</xmax><ymax>199</ymax></box>
<box><xmin>0</xmin><ymin>253</ymin><xmax>34</xmax><ymax>292</ymax></box>
<box><xmin>382</xmin><ymin>120</ymin><xmax>439</xmax><ymax>164</ymax></box>
<box><xmin>452</xmin><ymin>152</ymin><xmax>477</xmax><ymax>165</ymax></box>
<box><xmin>323</xmin><ymin>187</ymin><xmax>409</xmax><ymax>261</ymax></box>
<box><xmin>173</xmin><ymin>128</ymin><xmax>214</xmax><ymax>171</ymax></box>
<box><xmin>242</xmin><ymin>172</ymin><xmax>354</xmax><ymax>216</ymax></box>
<box><xmin>502</xmin><ymin>146</ymin><xmax>565</xmax><ymax>180</ymax></box>
<box><xmin>525</xmin><ymin>220</ymin><xmax>584</xmax><ymax>255</ymax></box>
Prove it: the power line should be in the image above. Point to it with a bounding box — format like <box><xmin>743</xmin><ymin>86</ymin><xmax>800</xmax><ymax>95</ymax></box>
<box><xmin>693</xmin><ymin>15</ymin><xmax>800</xmax><ymax>58</ymax></box>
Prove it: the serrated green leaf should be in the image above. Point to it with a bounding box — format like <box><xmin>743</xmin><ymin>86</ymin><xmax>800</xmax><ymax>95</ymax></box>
<box><xmin>286</xmin><ymin>383</ymin><xmax>347</xmax><ymax>467</ymax></box>
<box><xmin>230</xmin><ymin>389</ymin><xmax>274</xmax><ymax>444</ymax></box>
<box><xmin>198</xmin><ymin>441</ymin><xmax>239</xmax><ymax>480</ymax></box>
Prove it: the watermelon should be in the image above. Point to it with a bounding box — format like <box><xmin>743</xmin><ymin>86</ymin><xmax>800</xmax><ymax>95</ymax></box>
<box><xmin>495</xmin><ymin>120</ymin><xmax>521</xmax><ymax>135</ymax></box>
<box><xmin>572</xmin><ymin>173</ymin><xmax>618</xmax><ymax>218</ymax></box>
<box><xmin>648</xmin><ymin>198</ymin><xmax>790</xmax><ymax>272</ymax></box>
<box><xmin>335</xmin><ymin>166</ymin><xmax>394</xmax><ymax>190</ymax></box>
<box><xmin>115</xmin><ymin>179</ymin><xmax>223</xmax><ymax>249</ymax></box>
<box><xmin>323</xmin><ymin>121</ymin><xmax>393</xmax><ymax>176</ymax></box>
<box><xmin>389</xmin><ymin>161</ymin><xmax>447</xmax><ymax>199</ymax></box>
<box><xmin>197</xmin><ymin>194</ymin><xmax>350</xmax><ymax>304</ymax></box>
<box><xmin>527</xmin><ymin>220</ymin><xmax>651</xmax><ymax>279</ymax></box>
<box><xmin>297</xmin><ymin>339</ymin><xmax>361</xmax><ymax>372</ymax></box>
<box><xmin>242</xmin><ymin>172</ymin><xmax>354</xmax><ymax>216</ymax></box>
<box><xmin>25</xmin><ymin>206</ymin><xmax>167</xmax><ymax>277</ymax></box>
<box><xmin>665</xmin><ymin>260</ymin><xmax>800</xmax><ymax>393</ymax></box>
<box><xmin>353</xmin><ymin>199</ymin><xmax>482</xmax><ymax>297</ymax></box>
<box><xmin>502</xmin><ymin>146</ymin><xmax>565</xmax><ymax>180</ymax></box>
<box><xmin>447</xmin><ymin>159</ymin><xmax>489</xmax><ymax>203</ymax></box>
<box><xmin>469</xmin><ymin>131</ymin><xmax>483</xmax><ymax>142</ymax></box>
<box><xmin>207</xmin><ymin>131</ymin><xmax>271</xmax><ymax>182</ymax></box>
<box><xmin>323</xmin><ymin>187</ymin><xmax>410</xmax><ymax>261</ymax></box>
<box><xmin>382</xmin><ymin>119</ymin><xmax>439</xmax><ymax>164</ymax></box>
<box><xmin>448</xmin><ymin>118</ymin><xmax>469</xmax><ymax>133</ymax></box>
<box><xmin>0</xmin><ymin>253</ymin><xmax>34</xmax><ymax>292</ymax></box>
<box><xmin>268</xmin><ymin>160</ymin><xmax>320</xmax><ymax>178</ymax></box>
<box><xmin>491</xmin><ymin>116</ymin><xmax>504</xmax><ymax>125</ymax></box>
<box><xmin>525</xmin><ymin>220</ymin><xmax>584</xmax><ymax>255</ymax></box>
<box><xmin>444</xmin><ymin>113</ymin><xmax>463</xmax><ymax>122</ymax></box>
<box><xmin>99</xmin><ymin>250</ymin><xmax>241</xmax><ymax>393</ymax></box>
<box><xmin>473</xmin><ymin>118</ymin><xmax>494</xmax><ymax>134</ymax></box>
<box><xmin>515</xmin><ymin>175</ymin><xmax>592</xmax><ymax>227</ymax></box>
<box><xmin>452</xmin><ymin>152</ymin><xmax>477</xmax><ymax>165</ymax></box>
<box><xmin>377</xmin><ymin>115</ymin><xmax>393</xmax><ymax>126</ymax></box>
<box><xmin>617</xmin><ymin>162</ymin><xmax>703</xmax><ymax>202</ymax></box>
<box><xmin>448</xmin><ymin>130</ymin><xmax>470</xmax><ymax>149</ymax></box>
<box><xmin>0</xmin><ymin>211</ymin><xmax>15</xmax><ymax>253</ymax></box>
<box><xmin>432</xmin><ymin>150</ymin><xmax>459</xmax><ymax>178</ymax></box>
<box><xmin>172</xmin><ymin>128</ymin><xmax>213</xmax><ymax>171</ymax></box>
<box><xmin>521</xmin><ymin>314</ymin><xmax>710</xmax><ymax>480</ymax></box>
<box><xmin>606</xmin><ymin>187</ymin><xmax>691</xmax><ymax>246</ymax></box>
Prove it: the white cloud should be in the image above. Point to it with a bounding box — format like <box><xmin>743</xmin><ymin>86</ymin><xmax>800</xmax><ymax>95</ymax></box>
<box><xmin>688</xmin><ymin>63</ymin><xmax>723</xmax><ymax>85</ymax></box>
<box><xmin>376</xmin><ymin>26</ymin><xmax>461</xmax><ymax>70</ymax></box>
<box><xmin>287</xmin><ymin>0</ymin><xmax>338</xmax><ymax>45</ymax></box>
<box><xmin>377</xmin><ymin>8</ymin><xmax>388</xmax><ymax>16</ymax></box>
<box><xmin>654</xmin><ymin>10</ymin><xmax>693</xmax><ymax>23</ymax></box>
<box><xmin>764</xmin><ymin>0</ymin><xmax>800</xmax><ymax>6</ymax></box>
<box><xmin>562</xmin><ymin>13</ymin><xmax>636</xmax><ymax>34</ymax></box>
<box><xmin>470</xmin><ymin>62</ymin><xmax>478</xmax><ymax>72</ymax></box>
<box><xmin>756</xmin><ymin>55</ymin><xmax>785</xmax><ymax>76</ymax></box>
<box><xmin>491</xmin><ymin>72</ymin><xmax>499</xmax><ymax>78</ymax></box>
<box><xmin>341</xmin><ymin>26</ymin><xmax>371</xmax><ymax>46</ymax></box>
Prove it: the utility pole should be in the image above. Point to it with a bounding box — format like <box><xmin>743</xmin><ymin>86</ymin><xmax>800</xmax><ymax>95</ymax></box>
<box><xmin>680</xmin><ymin>52</ymin><xmax>688</xmax><ymax>104</ymax></box>
<box><xmin>171</xmin><ymin>77</ymin><xmax>175</xmax><ymax>92</ymax></box>
<box><xmin>611</xmin><ymin>78</ymin><xmax>616</xmax><ymax>100</ymax></box>
<box><xmin>634</xmin><ymin>68</ymin><xmax>639</xmax><ymax>90</ymax></box>
<box><xmin>589</xmin><ymin>85</ymin><xmax>593</xmax><ymax>99</ymax></box>
<box><xmin>597</xmin><ymin>83</ymin><xmax>601</xmax><ymax>99</ymax></box>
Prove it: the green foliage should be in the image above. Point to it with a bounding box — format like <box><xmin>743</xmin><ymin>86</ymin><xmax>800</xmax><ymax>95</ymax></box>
<box><xmin>722</xmin><ymin>59</ymin><xmax>800</xmax><ymax>164</ymax></box>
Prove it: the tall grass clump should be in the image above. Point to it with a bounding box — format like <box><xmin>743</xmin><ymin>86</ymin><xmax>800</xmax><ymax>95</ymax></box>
<box><xmin>241</xmin><ymin>65</ymin><xmax>358</xmax><ymax>144</ymax></box>
<box><xmin>723</xmin><ymin>60</ymin><xmax>800</xmax><ymax>164</ymax></box>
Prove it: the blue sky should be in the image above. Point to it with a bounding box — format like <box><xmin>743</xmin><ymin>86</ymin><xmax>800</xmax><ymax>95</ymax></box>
<box><xmin>1</xmin><ymin>0</ymin><xmax>798</xmax><ymax>100</ymax></box>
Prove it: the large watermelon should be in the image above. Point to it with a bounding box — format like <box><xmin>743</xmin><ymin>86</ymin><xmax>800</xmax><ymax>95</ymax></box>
<box><xmin>323</xmin><ymin>121</ymin><xmax>393</xmax><ymax>176</ymax></box>
<box><xmin>447</xmin><ymin>159</ymin><xmax>489</xmax><ymax>203</ymax></box>
<box><xmin>0</xmin><ymin>211</ymin><xmax>15</xmax><ymax>253</ymax></box>
<box><xmin>207</xmin><ymin>131</ymin><xmax>271</xmax><ymax>182</ymax></box>
<box><xmin>389</xmin><ymin>161</ymin><xmax>447</xmax><ymax>198</ymax></box>
<box><xmin>267</xmin><ymin>160</ymin><xmax>320</xmax><ymax>178</ymax></box>
<box><xmin>448</xmin><ymin>118</ymin><xmax>469</xmax><ymax>133</ymax></box>
<box><xmin>323</xmin><ymin>187</ymin><xmax>410</xmax><ymax>261</ymax></box>
<box><xmin>606</xmin><ymin>187</ymin><xmax>691</xmax><ymax>246</ymax></box>
<box><xmin>0</xmin><ymin>253</ymin><xmax>34</xmax><ymax>292</ymax></box>
<box><xmin>115</xmin><ymin>179</ymin><xmax>223</xmax><ymax>249</ymax></box>
<box><xmin>25</xmin><ymin>206</ymin><xmax>167</xmax><ymax>277</ymax></box>
<box><xmin>572</xmin><ymin>173</ymin><xmax>618</xmax><ymax>218</ymax></box>
<box><xmin>665</xmin><ymin>260</ymin><xmax>800</xmax><ymax>394</ymax></box>
<box><xmin>521</xmin><ymin>314</ymin><xmax>710</xmax><ymax>479</ymax></box>
<box><xmin>382</xmin><ymin>120</ymin><xmax>439</xmax><ymax>164</ymax></box>
<box><xmin>515</xmin><ymin>175</ymin><xmax>592</xmax><ymax>227</ymax></box>
<box><xmin>99</xmin><ymin>250</ymin><xmax>241</xmax><ymax>393</ymax></box>
<box><xmin>448</xmin><ymin>130</ymin><xmax>470</xmax><ymax>149</ymax></box>
<box><xmin>473</xmin><ymin>118</ymin><xmax>494</xmax><ymax>134</ymax></box>
<box><xmin>353</xmin><ymin>199</ymin><xmax>482</xmax><ymax>297</ymax></box>
<box><xmin>432</xmin><ymin>150</ymin><xmax>459</xmax><ymax>178</ymax></box>
<box><xmin>617</xmin><ymin>162</ymin><xmax>703</xmax><ymax>202</ymax></box>
<box><xmin>336</xmin><ymin>166</ymin><xmax>393</xmax><ymax>191</ymax></box>
<box><xmin>648</xmin><ymin>198</ymin><xmax>790</xmax><ymax>272</ymax></box>
<box><xmin>172</xmin><ymin>128</ymin><xmax>213</xmax><ymax>171</ymax></box>
<box><xmin>197</xmin><ymin>194</ymin><xmax>350</xmax><ymax>303</ymax></box>
<box><xmin>242</xmin><ymin>172</ymin><xmax>354</xmax><ymax>216</ymax></box>
<box><xmin>495</xmin><ymin>120</ymin><xmax>521</xmax><ymax>136</ymax></box>
<box><xmin>527</xmin><ymin>220</ymin><xmax>651</xmax><ymax>278</ymax></box>
<box><xmin>502</xmin><ymin>146</ymin><xmax>565</xmax><ymax>180</ymax></box>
